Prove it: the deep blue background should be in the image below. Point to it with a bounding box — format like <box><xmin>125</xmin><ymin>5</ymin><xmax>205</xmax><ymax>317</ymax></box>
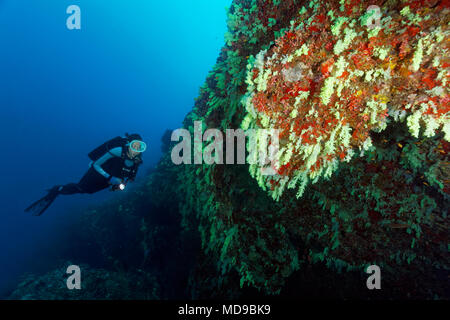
<box><xmin>0</xmin><ymin>0</ymin><xmax>229</xmax><ymax>296</ymax></box>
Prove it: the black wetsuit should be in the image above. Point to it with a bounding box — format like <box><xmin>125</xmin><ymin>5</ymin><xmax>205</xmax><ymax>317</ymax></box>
<box><xmin>25</xmin><ymin>138</ymin><xmax>143</xmax><ymax>216</ymax></box>
<box><xmin>58</xmin><ymin>146</ymin><xmax>141</xmax><ymax>194</ymax></box>
<box><xmin>58</xmin><ymin>167</ymin><xmax>112</xmax><ymax>195</ymax></box>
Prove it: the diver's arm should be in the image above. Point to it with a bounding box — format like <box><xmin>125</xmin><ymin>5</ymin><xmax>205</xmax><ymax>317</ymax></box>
<box><xmin>91</xmin><ymin>147</ymin><xmax>122</xmax><ymax>179</ymax></box>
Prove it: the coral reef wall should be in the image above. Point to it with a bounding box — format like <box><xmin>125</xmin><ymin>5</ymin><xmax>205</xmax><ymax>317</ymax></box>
<box><xmin>177</xmin><ymin>0</ymin><xmax>449</xmax><ymax>298</ymax></box>
<box><xmin>10</xmin><ymin>0</ymin><xmax>449</xmax><ymax>299</ymax></box>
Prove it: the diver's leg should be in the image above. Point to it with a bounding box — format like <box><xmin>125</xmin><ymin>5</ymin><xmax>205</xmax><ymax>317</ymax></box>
<box><xmin>50</xmin><ymin>168</ymin><xmax>109</xmax><ymax>196</ymax></box>
<box><xmin>55</xmin><ymin>167</ymin><xmax>105</xmax><ymax>195</ymax></box>
<box><xmin>78</xmin><ymin>167</ymin><xmax>110</xmax><ymax>194</ymax></box>
<box><xmin>25</xmin><ymin>168</ymin><xmax>107</xmax><ymax>216</ymax></box>
<box><xmin>57</xmin><ymin>183</ymin><xmax>86</xmax><ymax>195</ymax></box>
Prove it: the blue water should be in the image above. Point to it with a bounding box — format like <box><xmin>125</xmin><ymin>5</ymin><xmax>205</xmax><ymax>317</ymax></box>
<box><xmin>0</xmin><ymin>0</ymin><xmax>229</xmax><ymax>296</ymax></box>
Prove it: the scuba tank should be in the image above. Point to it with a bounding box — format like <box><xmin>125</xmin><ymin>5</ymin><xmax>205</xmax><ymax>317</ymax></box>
<box><xmin>89</xmin><ymin>135</ymin><xmax>128</xmax><ymax>161</ymax></box>
<box><xmin>88</xmin><ymin>133</ymin><xmax>144</xmax><ymax>183</ymax></box>
<box><xmin>88</xmin><ymin>133</ymin><xmax>144</xmax><ymax>161</ymax></box>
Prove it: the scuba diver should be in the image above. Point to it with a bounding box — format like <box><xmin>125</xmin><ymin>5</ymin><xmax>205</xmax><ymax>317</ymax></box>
<box><xmin>25</xmin><ymin>133</ymin><xmax>147</xmax><ymax>216</ymax></box>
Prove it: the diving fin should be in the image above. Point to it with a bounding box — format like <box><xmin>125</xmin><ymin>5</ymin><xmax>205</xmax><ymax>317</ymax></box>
<box><xmin>25</xmin><ymin>186</ymin><xmax>60</xmax><ymax>216</ymax></box>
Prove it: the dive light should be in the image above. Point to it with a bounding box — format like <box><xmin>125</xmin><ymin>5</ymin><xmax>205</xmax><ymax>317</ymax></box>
<box><xmin>111</xmin><ymin>182</ymin><xmax>126</xmax><ymax>191</ymax></box>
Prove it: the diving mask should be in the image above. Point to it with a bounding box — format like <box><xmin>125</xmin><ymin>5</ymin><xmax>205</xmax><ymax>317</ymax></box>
<box><xmin>129</xmin><ymin>140</ymin><xmax>147</xmax><ymax>153</ymax></box>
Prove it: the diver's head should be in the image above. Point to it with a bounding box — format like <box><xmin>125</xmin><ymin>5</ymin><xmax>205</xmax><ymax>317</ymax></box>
<box><xmin>125</xmin><ymin>133</ymin><xmax>146</xmax><ymax>159</ymax></box>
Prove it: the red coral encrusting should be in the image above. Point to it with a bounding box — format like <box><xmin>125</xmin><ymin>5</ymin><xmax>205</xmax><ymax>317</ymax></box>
<box><xmin>242</xmin><ymin>0</ymin><xmax>449</xmax><ymax>200</ymax></box>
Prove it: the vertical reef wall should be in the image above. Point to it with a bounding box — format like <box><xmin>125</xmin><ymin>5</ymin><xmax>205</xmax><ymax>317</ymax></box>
<box><xmin>10</xmin><ymin>0</ymin><xmax>449</xmax><ymax>299</ymax></box>
<box><xmin>175</xmin><ymin>0</ymin><xmax>449</xmax><ymax>298</ymax></box>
